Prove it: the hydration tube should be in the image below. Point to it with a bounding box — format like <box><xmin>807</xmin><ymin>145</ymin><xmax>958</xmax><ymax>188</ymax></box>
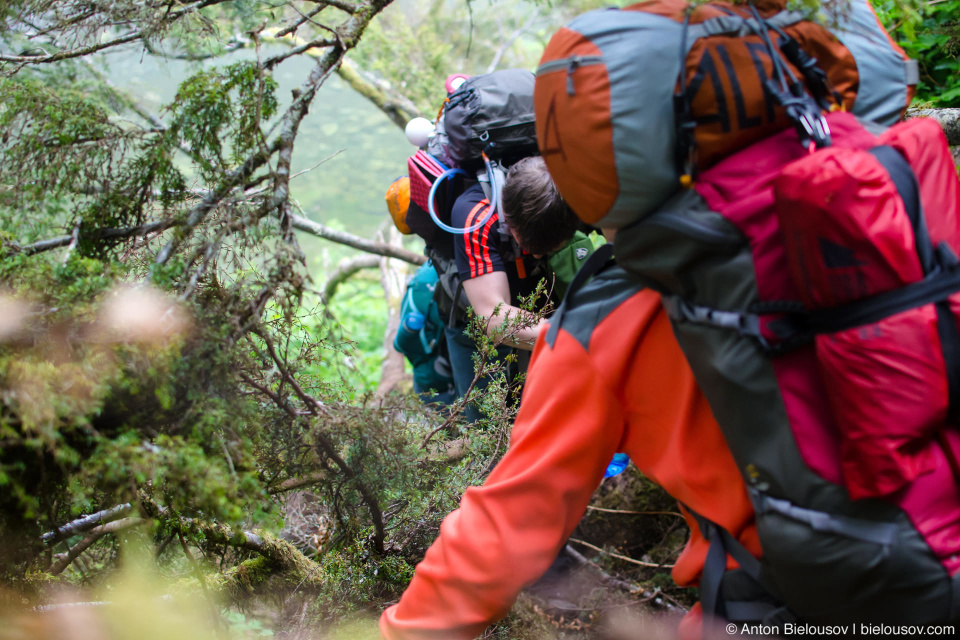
<box><xmin>427</xmin><ymin>153</ymin><xmax>499</xmax><ymax>235</ymax></box>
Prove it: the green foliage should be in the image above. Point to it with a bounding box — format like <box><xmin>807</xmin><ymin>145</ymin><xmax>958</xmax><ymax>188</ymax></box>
<box><xmin>875</xmin><ymin>0</ymin><xmax>960</xmax><ymax>106</ymax></box>
<box><xmin>0</xmin><ymin>75</ymin><xmax>122</xmax><ymax>221</ymax></box>
<box><xmin>305</xmin><ymin>278</ymin><xmax>389</xmax><ymax>397</ymax></box>
<box><xmin>311</xmin><ymin>538</ymin><xmax>415</xmax><ymax>616</ymax></box>
<box><xmin>165</xmin><ymin>62</ymin><xmax>279</xmax><ymax>175</ymax></box>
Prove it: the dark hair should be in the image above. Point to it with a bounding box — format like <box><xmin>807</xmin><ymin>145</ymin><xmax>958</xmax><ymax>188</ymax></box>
<box><xmin>501</xmin><ymin>156</ymin><xmax>580</xmax><ymax>256</ymax></box>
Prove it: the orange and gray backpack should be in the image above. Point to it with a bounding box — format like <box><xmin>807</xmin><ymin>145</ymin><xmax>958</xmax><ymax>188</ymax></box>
<box><xmin>537</xmin><ymin>0</ymin><xmax>960</xmax><ymax>628</ymax></box>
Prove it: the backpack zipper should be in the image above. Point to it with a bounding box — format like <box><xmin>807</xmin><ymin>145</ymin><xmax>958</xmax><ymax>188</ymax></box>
<box><xmin>536</xmin><ymin>55</ymin><xmax>604</xmax><ymax>95</ymax></box>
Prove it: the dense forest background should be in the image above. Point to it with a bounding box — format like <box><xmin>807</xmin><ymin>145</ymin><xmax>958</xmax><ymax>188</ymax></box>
<box><xmin>0</xmin><ymin>0</ymin><xmax>957</xmax><ymax>638</ymax></box>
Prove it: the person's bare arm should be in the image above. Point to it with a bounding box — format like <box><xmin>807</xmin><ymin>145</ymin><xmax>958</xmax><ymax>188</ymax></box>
<box><xmin>461</xmin><ymin>271</ymin><xmax>546</xmax><ymax>350</ymax></box>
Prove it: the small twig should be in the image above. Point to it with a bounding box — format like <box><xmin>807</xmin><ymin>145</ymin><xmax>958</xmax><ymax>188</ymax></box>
<box><xmin>568</xmin><ymin>538</ymin><xmax>675</xmax><ymax>569</ymax></box>
<box><xmin>178</xmin><ymin>530</ymin><xmax>224</xmax><ymax>638</ymax></box>
<box><xmin>290</xmin><ymin>149</ymin><xmax>345</xmax><ymax>181</ymax></box>
<box><xmin>289</xmin><ymin>2</ymin><xmax>337</xmax><ymax>34</ymax></box>
<box><xmin>251</xmin><ymin>329</ymin><xmax>330</xmax><ymax>417</ymax></box>
<box><xmin>485</xmin><ymin>7</ymin><xmax>540</xmax><ymax>74</ymax></box>
<box><xmin>263</xmin><ymin>35</ymin><xmax>337</xmax><ymax>69</ymax></box>
<box><xmin>275</xmin><ymin>5</ymin><xmax>327</xmax><ymax>37</ymax></box>
<box><xmin>563</xmin><ymin>544</ymin><xmax>642</xmax><ymax>594</ymax></box>
<box><xmin>585</xmin><ymin>506</ymin><xmax>684</xmax><ymax>518</ymax></box>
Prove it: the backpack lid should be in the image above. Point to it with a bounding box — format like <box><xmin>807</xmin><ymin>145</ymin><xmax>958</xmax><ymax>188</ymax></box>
<box><xmin>444</xmin><ymin>68</ymin><xmax>538</xmax><ymax>166</ymax></box>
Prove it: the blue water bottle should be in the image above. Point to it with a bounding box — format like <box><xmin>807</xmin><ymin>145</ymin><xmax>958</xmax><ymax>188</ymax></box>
<box><xmin>604</xmin><ymin>453</ymin><xmax>630</xmax><ymax>478</ymax></box>
<box><xmin>403</xmin><ymin>309</ymin><xmax>425</xmax><ymax>333</ymax></box>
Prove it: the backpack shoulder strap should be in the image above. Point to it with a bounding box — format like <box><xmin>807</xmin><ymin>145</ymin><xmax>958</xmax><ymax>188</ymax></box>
<box><xmin>545</xmin><ymin>243</ymin><xmax>615</xmax><ymax>348</ymax></box>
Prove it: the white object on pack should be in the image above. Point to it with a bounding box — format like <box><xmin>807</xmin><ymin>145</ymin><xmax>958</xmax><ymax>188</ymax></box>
<box><xmin>405</xmin><ymin>117</ymin><xmax>435</xmax><ymax>148</ymax></box>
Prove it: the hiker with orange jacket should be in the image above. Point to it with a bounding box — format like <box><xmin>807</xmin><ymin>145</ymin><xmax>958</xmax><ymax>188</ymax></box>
<box><xmin>379</xmin><ymin>244</ymin><xmax>761</xmax><ymax>639</ymax></box>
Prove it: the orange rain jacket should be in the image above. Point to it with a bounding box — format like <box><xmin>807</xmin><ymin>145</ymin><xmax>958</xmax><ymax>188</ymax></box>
<box><xmin>380</xmin><ymin>263</ymin><xmax>760</xmax><ymax>639</ymax></box>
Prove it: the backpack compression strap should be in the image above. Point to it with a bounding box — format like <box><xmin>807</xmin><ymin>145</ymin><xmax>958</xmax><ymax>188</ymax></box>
<box><xmin>685</xmin><ymin>507</ymin><xmax>796</xmax><ymax>625</ymax></box>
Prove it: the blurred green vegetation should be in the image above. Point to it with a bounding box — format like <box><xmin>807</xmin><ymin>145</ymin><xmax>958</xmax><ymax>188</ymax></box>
<box><xmin>875</xmin><ymin>0</ymin><xmax>960</xmax><ymax>107</ymax></box>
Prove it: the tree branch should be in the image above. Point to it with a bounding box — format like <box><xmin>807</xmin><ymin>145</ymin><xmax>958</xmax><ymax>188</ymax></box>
<box><xmin>0</xmin><ymin>0</ymin><xmax>232</xmax><ymax>67</ymax></box>
<box><xmin>42</xmin><ymin>503</ymin><xmax>134</xmax><ymax>545</ymax></box>
<box><xmin>143</xmin><ymin>502</ymin><xmax>325</xmax><ymax>595</ymax></box>
<box><xmin>260</xmin><ymin>30</ymin><xmax>419</xmax><ymax>129</ymax></box>
<box><xmin>8</xmin><ymin>218</ymin><xmax>179</xmax><ymax>258</ymax></box>
<box><xmin>322</xmin><ymin>255</ymin><xmax>380</xmax><ymax>303</ymax></box>
<box><xmin>291</xmin><ymin>214</ymin><xmax>425</xmax><ymax>265</ymax></box>
<box><xmin>269</xmin><ymin>472</ymin><xmax>329</xmax><ymax>494</ymax></box>
<box><xmin>0</xmin><ymin>31</ymin><xmax>144</xmax><ymax>65</ymax></box>
<box><xmin>49</xmin><ymin>518</ymin><xmax>147</xmax><ymax>576</ymax></box>
<box><xmin>276</xmin><ymin>5</ymin><xmax>328</xmax><ymax>38</ymax></box>
<box><xmin>335</xmin><ymin>58</ymin><xmax>419</xmax><ymax>129</ymax></box>
<box><xmin>304</xmin><ymin>0</ymin><xmax>360</xmax><ymax>13</ymax></box>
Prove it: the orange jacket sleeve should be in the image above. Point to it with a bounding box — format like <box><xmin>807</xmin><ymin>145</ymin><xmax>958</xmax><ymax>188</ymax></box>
<box><xmin>380</xmin><ymin>331</ymin><xmax>625</xmax><ymax>640</ymax></box>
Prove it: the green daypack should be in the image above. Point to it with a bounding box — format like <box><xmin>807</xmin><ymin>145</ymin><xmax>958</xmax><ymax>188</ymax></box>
<box><xmin>394</xmin><ymin>261</ymin><xmax>454</xmax><ymax>395</ymax></box>
<box><xmin>546</xmin><ymin>231</ymin><xmax>600</xmax><ymax>299</ymax></box>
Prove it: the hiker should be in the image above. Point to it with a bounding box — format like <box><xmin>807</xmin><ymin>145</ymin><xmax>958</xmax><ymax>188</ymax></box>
<box><xmin>528</xmin><ymin>0</ymin><xmax>959</xmax><ymax>631</ymax></box>
<box><xmin>378</xmin><ymin>239</ymin><xmax>759</xmax><ymax>640</ymax></box>
<box><xmin>499</xmin><ymin>156</ymin><xmax>598</xmax><ymax>300</ymax></box>
<box><xmin>401</xmin><ymin>69</ymin><xmax>562</xmax><ymax>420</ymax></box>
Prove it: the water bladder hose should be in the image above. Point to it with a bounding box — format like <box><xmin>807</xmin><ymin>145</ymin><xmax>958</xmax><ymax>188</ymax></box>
<box><xmin>427</xmin><ymin>154</ymin><xmax>499</xmax><ymax>235</ymax></box>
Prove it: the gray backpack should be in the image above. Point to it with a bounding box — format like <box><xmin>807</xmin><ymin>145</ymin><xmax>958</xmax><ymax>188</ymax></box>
<box><xmin>442</xmin><ymin>69</ymin><xmax>539</xmax><ymax>168</ymax></box>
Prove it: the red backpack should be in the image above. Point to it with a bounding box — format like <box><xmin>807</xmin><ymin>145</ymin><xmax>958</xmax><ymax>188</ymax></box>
<box><xmin>613</xmin><ymin>112</ymin><xmax>960</xmax><ymax>625</ymax></box>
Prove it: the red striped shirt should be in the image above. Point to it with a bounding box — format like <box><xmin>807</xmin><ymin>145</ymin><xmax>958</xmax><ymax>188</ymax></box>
<box><xmin>463</xmin><ymin>199</ymin><xmax>495</xmax><ymax>278</ymax></box>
